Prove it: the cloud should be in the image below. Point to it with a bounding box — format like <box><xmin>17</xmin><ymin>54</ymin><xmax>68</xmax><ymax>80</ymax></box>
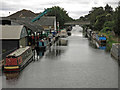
<box><xmin>1</xmin><ymin>2</ymin><xmax>17</xmax><ymax>11</ymax></box>
<box><xmin>69</xmin><ymin>11</ymin><xmax>90</xmax><ymax>19</ymax></box>
<box><xmin>71</xmin><ymin>11</ymin><xmax>89</xmax><ymax>15</ymax></box>
<box><xmin>1</xmin><ymin>0</ymin><xmax>119</xmax><ymax>19</ymax></box>
<box><xmin>64</xmin><ymin>0</ymin><xmax>90</xmax><ymax>4</ymax></box>
<box><xmin>105</xmin><ymin>2</ymin><xmax>118</xmax><ymax>5</ymax></box>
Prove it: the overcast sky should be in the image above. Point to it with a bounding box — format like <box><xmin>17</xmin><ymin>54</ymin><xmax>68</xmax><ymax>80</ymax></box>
<box><xmin>0</xmin><ymin>0</ymin><xmax>119</xmax><ymax>19</ymax></box>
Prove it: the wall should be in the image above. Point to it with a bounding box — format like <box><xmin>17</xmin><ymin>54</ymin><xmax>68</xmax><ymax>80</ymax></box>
<box><xmin>42</xmin><ymin>25</ymin><xmax>54</xmax><ymax>31</ymax></box>
<box><xmin>1</xmin><ymin>40</ymin><xmax>18</xmax><ymax>59</ymax></box>
<box><xmin>19</xmin><ymin>37</ymin><xmax>28</xmax><ymax>48</ymax></box>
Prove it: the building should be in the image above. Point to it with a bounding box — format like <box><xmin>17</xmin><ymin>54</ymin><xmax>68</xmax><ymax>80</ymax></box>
<box><xmin>7</xmin><ymin>9</ymin><xmax>36</xmax><ymax>18</ymax></box>
<box><xmin>8</xmin><ymin>16</ymin><xmax>56</xmax><ymax>32</ymax></box>
<box><xmin>35</xmin><ymin>16</ymin><xmax>56</xmax><ymax>31</ymax></box>
<box><xmin>3</xmin><ymin>9</ymin><xmax>56</xmax><ymax>32</ymax></box>
<box><xmin>7</xmin><ymin>9</ymin><xmax>56</xmax><ymax>31</ymax></box>
<box><xmin>0</xmin><ymin>25</ymin><xmax>28</xmax><ymax>59</ymax></box>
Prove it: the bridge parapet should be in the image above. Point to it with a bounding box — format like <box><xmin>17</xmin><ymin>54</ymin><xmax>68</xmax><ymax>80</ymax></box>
<box><xmin>64</xmin><ymin>21</ymin><xmax>90</xmax><ymax>26</ymax></box>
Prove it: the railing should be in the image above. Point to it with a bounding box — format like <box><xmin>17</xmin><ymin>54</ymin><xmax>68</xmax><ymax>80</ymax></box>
<box><xmin>64</xmin><ymin>21</ymin><xmax>90</xmax><ymax>25</ymax></box>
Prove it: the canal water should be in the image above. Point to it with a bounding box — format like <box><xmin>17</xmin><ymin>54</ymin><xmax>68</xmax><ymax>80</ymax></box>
<box><xmin>2</xmin><ymin>26</ymin><xmax>118</xmax><ymax>88</ymax></box>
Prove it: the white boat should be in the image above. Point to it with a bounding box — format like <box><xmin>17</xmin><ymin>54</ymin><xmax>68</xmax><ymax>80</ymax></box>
<box><xmin>59</xmin><ymin>37</ymin><xmax>68</xmax><ymax>46</ymax></box>
<box><xmin>59</xmin><ymin>29</ymin><xmax>68</xmax><ymax>38</ymax></box>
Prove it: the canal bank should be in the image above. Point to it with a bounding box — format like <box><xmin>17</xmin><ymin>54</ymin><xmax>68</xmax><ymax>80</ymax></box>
<box><xmin>2</xmin><ymin>26</ymin><xmax>118</xmax><ymax>88</ymax></box>
<box><xmin>82</xmin><ymin>26</ymin><xmax>120</xmax><ymax>62</ymax></box>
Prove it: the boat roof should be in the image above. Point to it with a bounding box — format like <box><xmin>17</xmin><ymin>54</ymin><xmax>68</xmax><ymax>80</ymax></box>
<box><xmin>0</xmin><ymin>25</ymin><xmax>24</xmax><ymax>39</ymax></box>
<box><xmin>8</xmin><ymin>46</ymin><xmax>30</xmax><ymax>57</ymax></box>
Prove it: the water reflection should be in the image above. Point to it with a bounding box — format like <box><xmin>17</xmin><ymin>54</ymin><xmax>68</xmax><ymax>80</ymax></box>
<box><xmin>57</xmin><ymin>38</ymin><xmax>68</xmax><ymax>46</ymax></box>
<box><xmin>2</xmin><ymin>26</ymin><xmax>118</xmax><ymax>88</ymax></box>
<box><xmin>88</xmin><ymin>40</ymin><xmax>97</xmax><ymax>49</ymax></box>
<box><xmin>4</xmin><ymin>72</ymin><xmax>20</xmax><ymax>80</ymax></box>
<box><xmin>39</xmin><ymin>51</ymin><xmax>45</xmax><ymax>57</ymax></box>
<box><xmin>0</xmin><ymin>69</ymin><xmax>2</xmax><ymax>76</ymax></box>
<box><xmin>46</xmin><ymin>47</ymin><xmax>62</xmax><ymax>57</ymax></box>
<box><xmin>35</xmin><ymin>49</ymin><xmax>45</xmax><ymax>60</ymax></box>
<box><xmin>71</xmin><ymin>29</ymin><xmax>83</xmax><ymax>37</ymax></box>
<box><xmin>45</xmin><ymin>39</ymin><xmax>68</xmax><ymax>59</ymax></box>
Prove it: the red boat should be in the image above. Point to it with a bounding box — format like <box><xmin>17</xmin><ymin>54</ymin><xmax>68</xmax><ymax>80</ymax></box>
<box><xmin>4</xmin><ymin>46</ymin><xmax>33</xmax><ymax>72</ymax></box>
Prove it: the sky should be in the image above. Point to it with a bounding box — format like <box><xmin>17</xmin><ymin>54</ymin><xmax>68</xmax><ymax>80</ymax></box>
<box><xmin>0</xmin><ymin>0</ymin><xmax>119</xmax><ymax>19</ymax></box>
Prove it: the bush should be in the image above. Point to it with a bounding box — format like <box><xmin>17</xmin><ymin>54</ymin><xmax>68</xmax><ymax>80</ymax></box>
<box><xmin>103</xmin><ymin>21</ymin><xmax>114</xmax><ymax>28</ymax></box>
<box><xmin>101</xmin><ymin>27</ymin><xmax>112</xmax><ymax>33</ymax></box>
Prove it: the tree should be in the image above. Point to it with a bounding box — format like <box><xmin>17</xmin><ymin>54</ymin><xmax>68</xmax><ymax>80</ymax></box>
<box><xmin>94</xmin><ymin>14</ymin><xmax>106</xmax><ymax>31</ymax></box>
<box><xmin>79</xmin><ymin>16</ymin><xmax>84</xmax><ymax>21</ymax></box>
<box><xmin>113</xmin><ymin>2</ymin><xmax>120</xmax><ymax>36</ymax></box>
<box><xmin>89</xmin><ymin>7</ymin><xmax>105</xmax><ymax>25</ymax></box>
<box><xmin>103</xmin><ymin>21</ymin><xmax>114</xmax><ymax>28</ymax></box>
<box><xmin>87</xmin><ymin>5</ymin><xmax>114</xmax><ymax>31</ymax></box>
<box><xmin>101</xmin><ymin>21</ymin><xmax>114</xmax><ymax>33</ymax></box>
<box><xmin>47</xmin><ymin>6</ymin><xmax>73</xmax><ymax>29</ymax></box>
<box><xmin>105</xmin><ymin>4</ymin><xmax>113</xmax><ymax>14</ymax></box>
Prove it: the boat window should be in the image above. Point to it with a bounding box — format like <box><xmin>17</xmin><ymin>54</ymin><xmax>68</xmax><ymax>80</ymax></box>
<box><xmin>7</xmin><ymin>56</ymin><xmax>16</xmax><ymax>58</ymax></box>
<box><xmin>101</xmin><ymin>41</ymin><xmax>106</xmax><ymax>43</ymax></box>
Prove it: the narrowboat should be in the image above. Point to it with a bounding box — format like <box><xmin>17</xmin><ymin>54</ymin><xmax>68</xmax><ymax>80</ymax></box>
<box><xmin>67</xmin><ymin>31</ymin><xmax>71</xmax><ymax>36</ymax></box>
<box><xmin>59</xmin><ymin>37</ymin><xmax>68</xmax><ymax>46</ymax></box>
<box><xmin>4</xmin><ymin>46</ymin><xmax>33</xmax><ymax>72</ymax></box>
<box><xmin>59</xmin><ymin>29</ymin><xmax>68</xmax><ymax>46</ymax></box>
<box><xmin>59</xmin><ymin>29</ymin><xmax>68</xmax><ymax>38</ymax></box>
<box><xmin>5</xmin><ymin>72</ymin><xmax>20</xmax><ymax>80</ymax></box>
<box><xmin>95</xmin><ymin>35</ymin><xmax>107</xmax><ymax>50</ymax></box>
<box><xmin>38</xmin><ymin>39</ymin><xmax>49</xmax><ymax>51</ymax></box>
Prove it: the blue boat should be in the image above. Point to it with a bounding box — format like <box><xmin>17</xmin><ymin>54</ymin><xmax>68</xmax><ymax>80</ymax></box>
<box><xmin>96</xmin><ymin>35</ymin><xmax>107</xmax><ymax>50</ymax></box>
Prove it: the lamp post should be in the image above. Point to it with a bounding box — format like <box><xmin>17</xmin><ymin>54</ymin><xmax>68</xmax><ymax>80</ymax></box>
<box><xmin>57</xmin><ymin>22</ymin><xmax>59</xmax><ymax>33</ymax></box>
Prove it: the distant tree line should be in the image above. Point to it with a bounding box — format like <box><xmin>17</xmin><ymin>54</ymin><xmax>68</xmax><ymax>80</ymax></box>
<box><xmin>46</xmin><ymin>4</ymin><xmax>120</xmax><ymax>36</ymax></box>
<box><xmin>78</xmin><ymin>3</ymin><xmax>120</xmax><ymax>36</ymax></box>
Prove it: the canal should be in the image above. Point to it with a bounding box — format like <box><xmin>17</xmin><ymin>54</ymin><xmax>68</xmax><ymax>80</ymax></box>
<box><xmin>2</xmin><ymin>26</ymin><xmax>118</xmax><ymax>88</ymax></box>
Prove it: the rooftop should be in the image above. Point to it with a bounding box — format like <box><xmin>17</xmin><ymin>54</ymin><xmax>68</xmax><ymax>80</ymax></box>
<box><xmin>8</xmin><ymin>9</ymin><xmax>36</xmax><ymax>18</ymax></box>
<box><xmin>0</xmin><ymin>25</ymin><xmax>25</xmax><ymax>39</ymax></box>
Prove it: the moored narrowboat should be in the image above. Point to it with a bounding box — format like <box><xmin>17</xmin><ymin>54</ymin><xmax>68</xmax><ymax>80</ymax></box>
<box><xmin>38</xmin><ymin>39</ymin><xmax>48</xmax><ymax>51</ymax></box>
<box><xmin>4</xmin><ymin>46</ymin><xmax>33</xmax><ymax>72</ymax></box>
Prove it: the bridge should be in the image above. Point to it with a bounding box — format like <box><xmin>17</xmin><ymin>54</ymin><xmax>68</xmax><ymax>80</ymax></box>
<box><xmin>64</xmin><ymin>21</ymin><xmax>90</xmax><ymax>26</ymax></box>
